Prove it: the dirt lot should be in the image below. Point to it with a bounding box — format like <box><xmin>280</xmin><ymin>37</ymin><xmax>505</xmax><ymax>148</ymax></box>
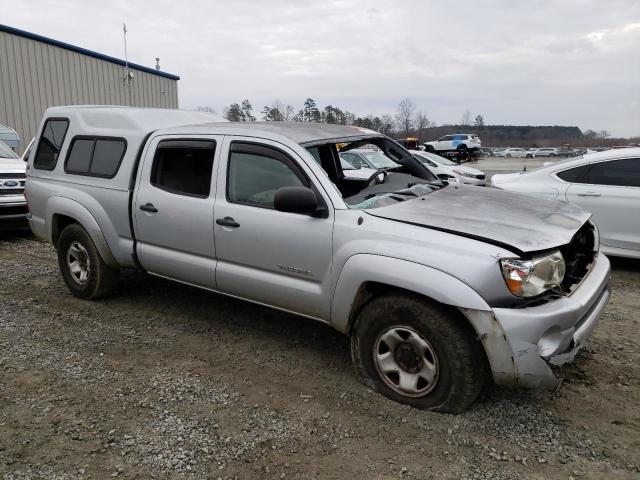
<box><xmin>1</xmin><ymin>233</ymin><xmax>638</xmax><ymax>480</ymax></box>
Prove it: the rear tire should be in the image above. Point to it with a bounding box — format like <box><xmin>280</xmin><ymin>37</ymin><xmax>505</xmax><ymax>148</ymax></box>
<box><xmin>57</xmin><ymin>224</ymin><xmax>119</xmax><ymax>299</ymax></box>
<box><xmin>351</xmin><ymin>294</ymin><xmax>486</xmax><ymax>413</ymax></box>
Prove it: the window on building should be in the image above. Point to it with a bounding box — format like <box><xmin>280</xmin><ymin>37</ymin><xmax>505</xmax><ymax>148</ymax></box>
<box><xmin>151</xmin><ymin>140</ymin><xmax>216</xmax><ymax>197</ymax></box>
<box><xmin>34</xmin><ymin>119</ymin><xmax>69</xmax><ymax>170</ymax></box>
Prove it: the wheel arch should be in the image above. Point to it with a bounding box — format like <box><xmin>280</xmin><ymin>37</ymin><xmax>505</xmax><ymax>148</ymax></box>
<box><xmin>47</xmin><ymin>197</ymin><xmax>119</xmax><ymax>268</ymax></box>
<box><xmin>331</xmin><ymin>254</ymin><xmax>491</xmax><ymax>336</ymax></box>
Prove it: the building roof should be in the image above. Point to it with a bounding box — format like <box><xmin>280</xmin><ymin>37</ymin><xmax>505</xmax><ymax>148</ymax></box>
<box><xmin>0</xmin><ymin>23</ymin><xmax>180</xmax><ymax>80</ymax></box>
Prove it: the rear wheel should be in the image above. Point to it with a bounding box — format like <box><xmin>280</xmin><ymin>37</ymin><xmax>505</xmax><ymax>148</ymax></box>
<box><xmin>351</xmin><ymin>294</ymin><xmax>486</xmax><ymax>413</ymax></box>
<box><xmin>57</xmin><ymin>224</ymin><xmax>119</xmax><ymax>299</ymax></box>
<box><xmin>456</xmin><ymin>144</ymin><xmax>468</xmax><ymax>154</ymax></box>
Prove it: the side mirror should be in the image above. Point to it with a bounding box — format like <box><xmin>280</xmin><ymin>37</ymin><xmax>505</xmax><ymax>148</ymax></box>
<box><xmin>274</xmin><ymin>186</ymin><xmax>322</xmax><ymax>215</ymax></box>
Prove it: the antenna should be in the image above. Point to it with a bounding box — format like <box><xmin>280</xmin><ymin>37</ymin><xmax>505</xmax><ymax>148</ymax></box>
<box><xmin>122</xmin><ymin>23</ymin><xmax>132</xmax><ymax>83</ymax></box>
<box><xmin>155</xmin><ymin>57</ymin><xmax>161</xmax><ymax>71</ymax></box>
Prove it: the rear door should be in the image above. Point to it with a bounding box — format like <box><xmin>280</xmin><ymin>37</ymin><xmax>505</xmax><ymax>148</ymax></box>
<box><xmin>133</xmin><ymin>135</ymin><xmax>222</xmax><ymax>289</ymax></box>
<box><xmin>213</xmin><ymin>137</ymin><xmax>334</xmax><ymax>320</ymax></box>
<box><xmin>564</xmin><ymin>158</ymin><xmax>640</xmax><ymax>252</ymax></box>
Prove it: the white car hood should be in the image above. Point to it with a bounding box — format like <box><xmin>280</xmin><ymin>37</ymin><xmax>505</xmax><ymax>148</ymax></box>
<box><xmin>0</xmin><ymin>157</ymin><xmax>26</xmax><ymax>173</ymax></box>
<box><xmin>491</xmin><ymin>172</ymin><xmax>522</xmax><ymax>184</ymax></box>
<box><xmin>449</xmin><ymin>165</ymin><xmax>483</xmax><ymax>175</ymax></box>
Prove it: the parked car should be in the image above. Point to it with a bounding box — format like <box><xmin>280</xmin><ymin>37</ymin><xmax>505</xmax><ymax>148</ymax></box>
<box><xmin>339</xmin><ymin>149</ymin><xmax>398</xmax><ymax>170</ymax></box>
<box><xmin>496</xmin><ymin>148</ymin><xmax>535</xmax><ymax>159</ymax></box>
<box><xmin>27</xmin><ymin>106</ymin><xmax>611</xmax><ymax>413</ymax></box>
<box><xmin>411</xmin><ymin>150</ymin><xmax>486</xmax><ymax>185</ymax></box>
<box><xmin>0</xmin><ymin>140</ymin><xmax>28</xmax><ymax>230</ymax></box>
<box><xmin>535</xmin><ymin>148</ymin><xmax>559</xmax><ymax>157</ymax></box>
<box><xmin>479</xmin><ymin>147</ymin><xmax>494</xmax><ymax>157</ymax></box>
<box><xmin>492</xmin><ymin>148</ymin><xmax>640</xmax><ymax>259</ymax></box>
<box><xmin>340</xmin><ymin>158</ymin><xmax>376</xmax><ymax>180</ymax></box>
<box><xmin>423</xmin><ymin>134</ymin><xmax>481</xmax><ymax>154</ymax></box>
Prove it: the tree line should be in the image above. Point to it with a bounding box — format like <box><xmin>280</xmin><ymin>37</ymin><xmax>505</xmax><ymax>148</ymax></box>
<box><xmin>195</xmin><ymin>98</ymin><xmax>635</xmax><ymax>147</ymax></box>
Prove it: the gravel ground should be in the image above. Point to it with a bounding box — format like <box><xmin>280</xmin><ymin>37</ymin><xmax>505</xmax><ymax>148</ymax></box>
<box><xmin>0</xmin><ymin>233</ymin><xmax>638</xmax><ymax>480</ymax></box>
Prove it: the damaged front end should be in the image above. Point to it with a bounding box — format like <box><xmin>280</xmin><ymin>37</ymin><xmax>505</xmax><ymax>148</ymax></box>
<box><xmin>460</xmin><ymin>223</ymin><xmax>611</xmax><ymax>389</ymax></box>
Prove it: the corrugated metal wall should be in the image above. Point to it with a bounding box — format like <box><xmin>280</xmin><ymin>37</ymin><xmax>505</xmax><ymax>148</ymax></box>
<box><xmin>0</xmin><ymin>30</ymin><xmax>179</xmax><ymax>153</ymax></box>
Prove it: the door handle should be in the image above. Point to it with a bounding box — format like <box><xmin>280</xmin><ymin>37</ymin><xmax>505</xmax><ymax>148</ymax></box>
<box><xmin>577</xmin><ymin>192</ymin><xmax>601</xmax><ymax>197</ymax></box>
<box><xmin>139</xmin><ymin>203</ymin><xmax>158</xmax><ymax>213</ymax></box>
<box><xmin>216</xmin><ymin>217</ymin><xmax>240</xmax><ymax>228</ymax></box>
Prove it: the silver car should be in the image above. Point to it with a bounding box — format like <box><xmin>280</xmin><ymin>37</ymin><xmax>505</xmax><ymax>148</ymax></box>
<box><xmin>27</xmin><ymin>107</ymin><xmax>611</xmax><ymax>413</ymax></box>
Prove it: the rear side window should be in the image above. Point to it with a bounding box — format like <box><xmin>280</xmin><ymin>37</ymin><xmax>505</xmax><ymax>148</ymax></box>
<box><xmin>556</xmin><ymin>165</ymin><xmax>590</xmax><ymax>183</ymax></box>
<box><xmin>64</xmin><ymin>137</ymin><xmax>127</xmax><ymax>178</ymax></box>
<box><xmin>34</xmin><ymin>118</ymin><xmax>69</xmax><ymax>170</ymax></box>
<box><xmin>151</xmin><ymin>140</ymin><xmax>216</xmax><ymax>197</ymax></box>
<box><xmin>586</xmin><ymin>158</ymin><xmax>640</xmax><ymax>187</ymax></box>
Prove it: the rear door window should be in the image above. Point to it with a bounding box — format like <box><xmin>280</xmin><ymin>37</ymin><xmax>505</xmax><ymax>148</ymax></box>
<box><xmin>556</xmin><ymin>165</ymin><xmax>590</xmax><ymax>183</ymax></box>
<box><xmin>34</xmin><ymin>119</ymin><xmax>69</xmax><ymax>170</ymax></box>
<box><xmin>64</xmin><ymin>137</ymin><xmax>127</xmax><ymax>178</ymax></box>
<box><xmin>151</xmin><ymin>140</ymin><xmax>216</xmax><ymax>197</ymax></box>
<box><xmin>586</xmin><ymin>158</ymin><xmax>640</xmax><ymax>187</ymax></box>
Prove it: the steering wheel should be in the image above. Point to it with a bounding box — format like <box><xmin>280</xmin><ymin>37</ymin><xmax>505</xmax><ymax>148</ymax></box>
<box><xmin>363</xmin><ymin>169</ymin><xmax>388</xmax><ymax>188</ymax></box>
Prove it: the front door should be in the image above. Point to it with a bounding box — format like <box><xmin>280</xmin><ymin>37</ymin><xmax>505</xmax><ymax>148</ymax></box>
<box><xmin>213</xmin><ymin>137</ymin><xmax>334</xmax><ymax>320</ymax></box>
<box><xmin>134</xmin><ymin>136</ymin><xmax>222</xmax><ymax>289</ymax></box>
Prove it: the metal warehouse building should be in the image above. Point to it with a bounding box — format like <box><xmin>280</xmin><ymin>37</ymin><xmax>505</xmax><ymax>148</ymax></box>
<box><xmin>0</xmin><ymin>24</ymin><xmax>179</xmax><ymax>153</ymax></box>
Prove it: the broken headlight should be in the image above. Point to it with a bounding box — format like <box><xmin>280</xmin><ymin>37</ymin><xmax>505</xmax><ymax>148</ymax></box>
<box><xmin>500</xmin><ymin>250</ymin><xmax>566</xmax><ymax>297</ymax></box>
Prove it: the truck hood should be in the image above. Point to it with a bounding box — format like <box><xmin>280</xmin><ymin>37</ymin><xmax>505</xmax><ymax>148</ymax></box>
<box><xmin>366</xmin><ymin>184</ymin><xmax>590</xmax><ymax>254</ymax></box>
<box><xmin>0</xmin><ymin>157</ymin><xmax>26</xmax><ymax>173</ymax></box>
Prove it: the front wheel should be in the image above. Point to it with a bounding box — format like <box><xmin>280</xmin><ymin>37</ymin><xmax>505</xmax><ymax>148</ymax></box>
<box><xmin>351</xmin><ymin>294</ymin><xmax>486</xmax><ymax>413</ymax></box>
<box><xmin>424</xmin><ymin>145</ymin><xmax>435</xmax><ymax>153</ymax></box>
<box><xmin>506</xmin><ymin>153</ymin><xmax>512</xmax><ymax>158</ymax></box>
<box><xmin>57</xmin><ymin>224</ymin><xmax>119</xmax><ymax>299</ymax></box>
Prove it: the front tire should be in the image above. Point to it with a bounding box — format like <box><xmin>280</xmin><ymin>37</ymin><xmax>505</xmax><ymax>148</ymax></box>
<box><xmin>351</xmin><ymin>294</ymin><xmax>486</xmax><ymax>413</ymax></box>
<box><xmin>425</xmin><ymin>145</ymin><xmax>435</xmax><ymax>153</ymax></box>
<box><xmin>57</xmin><ymin>224</ymin><xmax>119</xmax><ymax>299</ymax></box>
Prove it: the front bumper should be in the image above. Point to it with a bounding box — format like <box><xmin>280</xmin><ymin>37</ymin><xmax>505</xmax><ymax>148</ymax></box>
<box><xmin>0</xmin><ymin>201</ymin><xmax>29</xmax><ymax>232</ymax></box>
<box><xmin>462</xmin><ymin>252</ymin><xmax>611</xmax><ymax>389</ymax></box>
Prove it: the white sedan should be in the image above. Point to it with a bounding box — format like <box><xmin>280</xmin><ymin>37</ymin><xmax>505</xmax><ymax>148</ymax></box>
<box><xmin>411</xmin><ymin>150</ymin><xmax>486</xmax><ymax>185</ymax></box>
<box><xmin>340</xmin><ymin>158</ymin><xmax>377</xmax><ymax>180</ymax></box>
<box><xmin>491</xmin><ymin>148</ymin><xmax>640</xmax><ymax>259</ymax></box>
<box><xmin>494</xmin><ymin>148</ymin><xmax>535</xmax><ymax>158</ymax></box>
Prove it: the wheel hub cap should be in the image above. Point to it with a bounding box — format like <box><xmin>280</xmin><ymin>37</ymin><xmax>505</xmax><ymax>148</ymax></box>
<box><xmin>373</xmin><ymin>326</ymin><xmax>439</xmax><ymax>397</ymax></box>
<box><xmin>67</xmin><ymin>242</ymin><xmax>91</xmax><ymax>285</ymax></box>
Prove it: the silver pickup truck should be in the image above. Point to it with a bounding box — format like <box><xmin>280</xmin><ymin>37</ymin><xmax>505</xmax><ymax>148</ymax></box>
<box><xmin>26</xmin><ymin>106</ymin><xmax>611</xmax><ymax>413</ymax></box>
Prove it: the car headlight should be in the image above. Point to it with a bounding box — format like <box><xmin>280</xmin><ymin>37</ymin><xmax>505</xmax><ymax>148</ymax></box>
<box><xmin>452</xmin><ymin>169</ymin><xmax>476</xmax><ymax>178</ymax></box>
<box><xmin>500</xmin><ymin>250</ymin><xmax>565</xmax><ymax>297</ymax></box>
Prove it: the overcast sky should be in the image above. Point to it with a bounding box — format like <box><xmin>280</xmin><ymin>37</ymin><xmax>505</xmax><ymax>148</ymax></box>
<box><xmin>2</xmin><ymin>0</ymin><xmax>639</xmax><ymax>136</ymax></box>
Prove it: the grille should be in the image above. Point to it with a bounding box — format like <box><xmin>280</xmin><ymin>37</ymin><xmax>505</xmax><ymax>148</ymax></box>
<box><xmin>0</xmin><ymin>205</ymin><xmax>28</xmax><ymax>216</ymax></box>
<box><xmin>0</xmin><ymin>173</ymin><xmax>26</xmax><ymax>179</ymax></box>
<box><xmin>561</xmin><ymin>222</ymin><xmax>596</xmax><ymax>292</ymax></box>
<box><xmin>0</xmin><ymin>189</ymin><xmax>24</xmax><ymax>196</ymax></box>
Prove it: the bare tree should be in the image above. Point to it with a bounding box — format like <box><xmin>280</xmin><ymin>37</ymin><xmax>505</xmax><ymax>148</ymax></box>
<box><xmin>415</xmin><ymin>111</ymin><xmax>432</xmax><ymax>142</ymax></box>
<box><xmin>380</xmin><ymin>114</ymin><xmax>395</xmax><ymax>136</ymax></box>
<box><xmin>474</xmin><ymin>115</ymin><xmax>484</xmax><ymax>128</ymax></box>
<box><xmin>598</xmin><ymin>130</ymin><xmax>611</xmax><ymax>139</ymax></box>
<box><xmin>460</xmin><ymin>109</ymin><xmax>472</xmax><ymax>126</ymax></box>
<box><xmin>396</xmin><ymin>98</ymin><xmax>416</xmax><ymax>136</ymax></box>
